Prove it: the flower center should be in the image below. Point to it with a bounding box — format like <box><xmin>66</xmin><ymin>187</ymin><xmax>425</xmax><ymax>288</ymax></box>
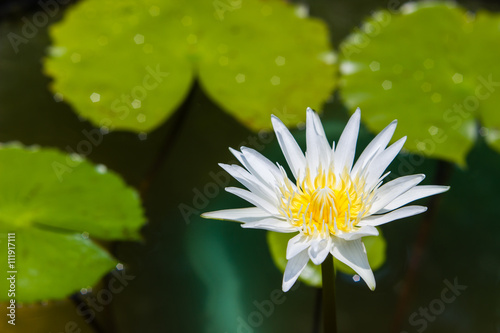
<box><xmin>279</xmin><ymin>167</ymin><xmax>371</xmax><ymax>236</ymax></box>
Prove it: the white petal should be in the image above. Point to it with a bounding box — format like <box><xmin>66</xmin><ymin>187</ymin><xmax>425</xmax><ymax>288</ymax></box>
<box><xmin>351</xmin><ymin>119</ymin><xmax>397</xmax><ymax>177</ymax></box>
<box><xmin>306</xmin><ymin>108</ymin><xmax>331</xmax><ymax>177</ymax></box>
<box><xmin>331</xmin><ymin>238</ymin><xmax>376</xmax><ymax>290</ymax></box>
<box><xmin>369</xmin><ymin>174</ymin><xmax>425</xmax><ymax>214</ymax></box>
<box><xmin>201</xmin><ymin>207</ymin><xmax>271</xmax><ymax>223</ymax></box>
<box><xmin>219</xmin><ymin>163</ymin><xmax>277</xmax><ymax>204</ymax></box>
<box><xmin>240</xmin><ymin>147</ymin><xmax>284</xmax><ymax>188</ymax></box>
<box><xmin>242</xmin><ymin>218</ymin><xmax>297</xmax><ymax>232</ymax></box>
<box><xmin>271</xmin><ymin>115</ymin><xmax>306</xmax><ymax>180</ymax></box>
<box><xmin>286</xmin><ymin>233</ymin><xmax>312</xmax><ymax>259</ymax></box>
<box><xmin>283</xmin><ymin>249</ymin><xmax>310</xmax><ymax>292</ymax></box>
<box><xmin>229</xmin><ymin>147</ymin><xmax>247</xmax><ymax>168</ymax></box>
<box><xmin>335</xmin><ymin>225</ymin><xmax>379</xmax><ymax>240</ymax></box>
<box><xmin>380</xmin><ymin>185</ymin><xmax>450</xmax><ymax>212</ymax></box>
<box><xmin>334</xmin><ymin>108</ymin><xmax>360</xmax><ymax>175</ymax></box>
<box><xmin>225</xmin><ymin>187</ymin><xmax>279</xmax><ymax>215</ymax></box>
<box><xmin>364</xmin><ymin>136</ymin><xmax>407</xmax><ymax>190</ymax></box>
<box><xmin>359</xmin><ymin>205</ymin><xmax>427</xmax><ymax>226</ymax></box>
<box><xmin>308</xmin><ymin>236</ymin><xmax>332</xmax><ymax>265</ymax></box>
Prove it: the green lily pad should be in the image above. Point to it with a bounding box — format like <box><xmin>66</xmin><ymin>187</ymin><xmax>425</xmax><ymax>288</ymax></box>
<box><xmin>45</xmin><ymin>1</ymin><xmax>194</xmax><ymax>133</ymax></box>
<box><xmin>0</xmin><ymin>229</ymin><xmax>116</xmax><ymax>303</ymax></box>
<box><xmin>467</xmin><ymin>11</ymin><xmax>500</xmax><ymax>154</ymax></box>
<box><xmin>339</xmin><ymin>2</ymin><xmax>500</xmax><ymax>165</ymax></box>
<box><xmin>0</xmin><ymin>144</ymin><xmax>145</xmax><ymax>302</ymax></box>
<box><xmin>266</xmin><ymin>230</ymin><xmax>386</xmax><ymax>288</ymax></box>
<box><xmin>44</xmin><ymin>0</ymin><xmax>336</xmax><ymax>133</ymax></box>
<box><xmin>0</xmin><ymin>144</ymin><xmax>144</xmax><ymax>239</ymax></box>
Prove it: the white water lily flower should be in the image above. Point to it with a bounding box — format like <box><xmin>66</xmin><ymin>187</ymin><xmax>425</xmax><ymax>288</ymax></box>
<box><xmin>202</xmin><ymin>108</ymin><xmax>449</xmax><ymax>292</ymax></box>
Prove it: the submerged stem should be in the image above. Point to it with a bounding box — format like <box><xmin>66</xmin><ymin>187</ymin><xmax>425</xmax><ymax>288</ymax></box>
<box><xmin>312</xmin><ymin>287</ymin><xmax>322</xmax><ymax>333</ymax></box>
<box><xmin>139</xmin><ymin>81</ymin><xmax>198</xmax><ymax>198</ymax></box>
<box><xmin>390</xmin><ymin>160</ymin><xmax>453</xmax><ymax>332</ymax></box>
<box><xmin>321</xmin><ymin>254</ymin><xmax>337</xmax><ymax>333</ymax></box>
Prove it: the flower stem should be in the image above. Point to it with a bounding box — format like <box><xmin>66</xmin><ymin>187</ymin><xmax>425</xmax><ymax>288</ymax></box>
<box><xmin>321</xmin><ymin>254</ymin><xmax>337</xmax><ymax>333</ymax></box>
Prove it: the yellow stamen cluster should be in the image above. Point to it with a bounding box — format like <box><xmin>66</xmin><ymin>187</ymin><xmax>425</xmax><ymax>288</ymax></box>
<box><xmin>278</xmin><ymin>167</ymin><xmax>372</xmax><ymax>236</ymax></box>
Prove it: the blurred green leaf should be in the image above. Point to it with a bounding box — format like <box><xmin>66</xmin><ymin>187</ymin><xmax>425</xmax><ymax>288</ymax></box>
<box><xmin>197</xmin><ymin>0</ymin><xmax>337</xmax><ymax>130</ymax></box>
<box><xmin>45</xmin><ymin>0</ymin><xmax>336</xmax><ymax>133</ymax></box>
<box><xmin>0</xmin><ymin>144</ymin><xmax>145</xmax><ymax>302</ymax></box>
<box><xmin>339</xmin><ymin>2</ymin><xmax>500</xmax><ymax>165</ymax></box>
<box><xmin>266</xmin><ymin>230</ymin><xmax>386</xmax><ymax>288</ymax></box>
<box><xmin>468</xmin><ymin>11</ymin><xmax>500</xmax><ymax>154</ymax></box>
<box><xmin>45</xmin><ymin>1</ymin><xmax>194</xmax><ymax>133</ymax></box>
<box><xmin>0</xmin><ymin>144</ymin><xmax>144</xmax><ymax>239</ymax></box>
<box><xmin>0</xmin><ymin>229</ymin><xmax>116</xmax><ymax>303</ymax></box>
